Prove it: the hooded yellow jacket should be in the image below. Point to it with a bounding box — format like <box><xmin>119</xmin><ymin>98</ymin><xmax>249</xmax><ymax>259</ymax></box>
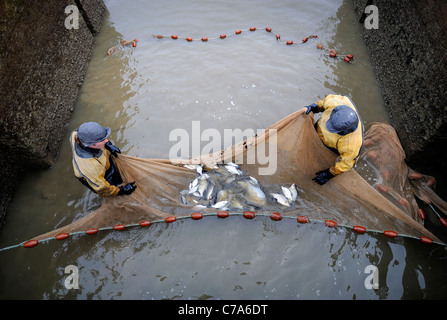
<box><xmin>314</xmin><ymin>94</ymin><xmax>364</xmax><ymax>175</ymax></box>
<box><xmin>70</xmin><ymin>131</ymin><xmax>120</xmax><ymax>196</ymax></box>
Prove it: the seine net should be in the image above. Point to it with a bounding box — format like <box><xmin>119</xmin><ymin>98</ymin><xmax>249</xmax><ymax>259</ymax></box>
<box><xmin>33</xmin><ymin>109</ymin><xmax>443</xmax><ymax>242</ymax></box>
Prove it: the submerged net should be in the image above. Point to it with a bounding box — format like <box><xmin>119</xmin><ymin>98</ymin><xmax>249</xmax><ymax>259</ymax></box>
<box><xmin>33</xmin><ymin>108</ymin><xmax>444</xmax><ymax>242</ymax></box>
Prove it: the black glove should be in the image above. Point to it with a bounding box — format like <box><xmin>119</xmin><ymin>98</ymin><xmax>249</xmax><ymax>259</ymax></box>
<box><xmin>118</xmin><ymin>181</ymin><xmax>137</xmax><ymax>195</ymax></box>
<box><xmin>305</xmin><ymin>103</ymin><xmax>319</xmax><ymax>115</ymax></box>
<box><xmin>312</xmin><ymin>169</ymin><xmax>335</xmax><ymax>185</ymax></box>
<box><xmin>105</xmin><ymin>141</ymin><xmax>121</xmax><ymax>157</ymax></box>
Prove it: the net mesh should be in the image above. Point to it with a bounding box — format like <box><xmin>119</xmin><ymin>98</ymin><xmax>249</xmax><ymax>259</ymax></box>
<box><xmin>33</xmin><ymin>109</ymin><xmax>444</xmax><ymax>242</ymax></box>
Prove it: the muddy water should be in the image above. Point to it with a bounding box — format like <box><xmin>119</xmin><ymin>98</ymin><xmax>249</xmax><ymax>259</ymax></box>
<box><xmin>0</xmin><ymin>0</ymin><xmax>446</xmax><ymax>300</ymax></box>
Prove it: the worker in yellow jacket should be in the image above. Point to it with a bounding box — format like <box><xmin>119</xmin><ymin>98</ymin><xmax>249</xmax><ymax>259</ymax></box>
<box><xmin>70</xmin><ymin>122</ymin><xmax>137</xmax><ymax>196</ymax></box>
<box><xmin>305</xmin><ymin>94</ymin><xmax>364</xmax><ymax>185</ymax></box>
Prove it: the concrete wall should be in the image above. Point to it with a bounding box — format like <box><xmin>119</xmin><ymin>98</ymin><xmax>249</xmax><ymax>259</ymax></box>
<box><xmin>353</xmin><ymin>0</ymin><xmax>447</xmax><ymax>198</ymax></box>
<box><xmin>0</xmin><ymin>0</ymin><xmax>105</xmax><ymax>225</ymax></box>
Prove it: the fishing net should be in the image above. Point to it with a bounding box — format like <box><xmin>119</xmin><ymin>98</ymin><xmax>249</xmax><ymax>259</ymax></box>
<box><xmin>33</xmin><ymin>108</ymin><xmax>444</xmax><ymax>242</ymax></box>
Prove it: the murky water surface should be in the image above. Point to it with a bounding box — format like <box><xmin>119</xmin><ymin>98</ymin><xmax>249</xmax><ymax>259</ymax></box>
<box><xmin>1</xmin><ymin>0</ymin><xmax>446</xmax><ymax>300</ymax></box>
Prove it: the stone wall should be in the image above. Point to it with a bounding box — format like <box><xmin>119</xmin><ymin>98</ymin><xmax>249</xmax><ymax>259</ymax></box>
<box><xmin>353</xmin><ymin>0</ymin><xmax>447</xmax><ymax>198</ymax></box>
<box><xmin>0</xmin><ymin>0</ymin><xmax>105</xmax><ymax>225</ymax></box>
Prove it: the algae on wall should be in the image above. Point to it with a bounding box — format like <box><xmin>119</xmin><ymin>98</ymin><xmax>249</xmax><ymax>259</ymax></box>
<box><xmin>353</xmin><ymin>0</ymin><xmax>447</xmax><ymax>198</ymax></box>
<box><xmin>0</xmin><ymin>0</ymin><xmax>105</xmax><ymax>225</ymax></box>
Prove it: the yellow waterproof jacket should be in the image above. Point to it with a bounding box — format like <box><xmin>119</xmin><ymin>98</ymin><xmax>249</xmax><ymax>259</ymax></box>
<box><xmin>70</xmin><ymin>131</ymin><xmax>120</xmax><ymax>197</ymax></box>
<box><xmin>314</xmin><ymin>94</ymin><xmax>364</xmax><ymax>175</ymax></box>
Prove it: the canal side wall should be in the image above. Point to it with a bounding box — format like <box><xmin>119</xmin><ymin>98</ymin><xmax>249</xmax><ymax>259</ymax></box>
<box><xmin>353</xmin><ymin>0</ymin><xmax>447</xmax><ymax>197</ymax></box>
<box><xmin>0</xmin><ymin>0</ymin><xmax>106</xmax><ymax>225</ymax></box>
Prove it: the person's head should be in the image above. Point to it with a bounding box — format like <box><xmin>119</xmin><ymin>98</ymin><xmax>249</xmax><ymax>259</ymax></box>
<box><xmin>77</xmin><ymin>122</ymin><xmax>111</xmax><ymax>149</ymax></box>
<box><xmin>326</xmin><ymin>105</ymin><xmax>359</xmax><ymax>136</ymax></box>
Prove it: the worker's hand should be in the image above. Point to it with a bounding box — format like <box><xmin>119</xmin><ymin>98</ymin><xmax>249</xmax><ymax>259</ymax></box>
<box><xmin>105</xmin><ymin>141</ymin><xmax>121</xmax><ymax>157</ymax></box>
<box><xmin>312</xmin><ymin>169</ymin><xmax>335</xmax><ymax>185</ymax></box>
<box><xmin>118</xmin><ymin>181</ymin><xmax>137</xmax><ymax>195</ymax></box>
<box><xmin>305</xmin><ymin>103</ymin><xmax>319</xmax><ymax>115</ymax></box>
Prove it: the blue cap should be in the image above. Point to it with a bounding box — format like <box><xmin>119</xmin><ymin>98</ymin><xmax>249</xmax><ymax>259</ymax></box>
<box><xmin>77</xmin><ymin>122</ymin><xmax>111</xmax><ymax>146</ymax></box>
<box><xmin>325</xmin><ymin>105</ymin><xmax>359</xmax><ymax>135</ymax></box>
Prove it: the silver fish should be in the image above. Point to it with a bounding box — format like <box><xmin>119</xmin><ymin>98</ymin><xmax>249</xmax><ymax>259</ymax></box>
<box><xmin>204</xmin><ymin>163</ymin><xmax>219</xmax><ymax>170</ymax></box>
<box><xmin>238</xmin><ymin>180</ymin><xmax>266</xmax><ymax>206</ymax></box>
<box><xmin>225</xmin><ymin>165</ymin><xmax>241</xmax><ymax>175</ymax></box>
<box><xmin>271</xmin><ymin>193</ymin><xmax>290</xmax><ymax>206</ymax></box>
<box><xmin>289</xmin><ymin>183</ymin><xmax>298</xmax><ymax>201</ymax></box>
<box><xmin>216</xmin><ymin>189</ymin><xmax>230</xmax><ymax>202</ymax></box>
<box><xmin>226</xmin><ymin>161</ymin><xmax>239</xmax><ymax>167</ymax></box>
<box><xmin>212</xmin><ymin>200</ymin><xmax>228</xmax><ymax>209</ymax></box>
<box><xmin>183</xmin><ymin>164</ymin><xmax>203</xmax><ymax>175</ymax></box>
<box><xmin>249</xmin><ymin>176</ymin><xmax>258</xmax><ymax>185</ymax></box>
<box><xmin>188</xmin><ymin>177</ymin><xmax>199</xmax><ymax>194</ymax></box>
<box><xmin>224</xmin><ymin>175</ymin><xmax>236</xmax><ymax>185</ymax></box>
<box><xmin>228</xmin><ymin>196</ymin><xmax>244</xmax><ymax>209</ymax></box>
<box><xmin>281</xmin><ymin>186</ymin><xmax>293</xmax><ymax>202</ymax></box>
<box><xmin>196</xmin><ymin>176</ymin><xmax>209</xmax><ymax>197</ymax></box>
<box><xmin>205</xmin><ymin>182</ymin><xmax>215</xmax><ymax>200</ymax></box>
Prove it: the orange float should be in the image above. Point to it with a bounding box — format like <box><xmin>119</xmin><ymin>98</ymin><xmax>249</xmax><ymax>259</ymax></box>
<box><xmin>353</xmin><ymin>226</ymin><xmax>366</xmax><ymax>233</ymax></box>
<box><xmin>86</xmin><ymin>228</ymin><xmax>98</xmax><ymax>235</ymax></box>
<box><xmin>191</xmin><ymin>212</ymin><xmax>203</xmax><ymax>220</ymax></box>
<box><xmin>139</xmin><ymin>220</ymin><xmax>151</xmax><ymax>227</ymax></box>
<box><xmin>384</xmin><ymin>230</ymin><xmax>398</xmax><ymax>238</ymax></box>
<box><xmin>297</xmin><ymin>216</ymin><xmax>309</xmax><ymax>223</ymax></box>
<box><xmin>217</xmin><ymin>211</ymin><xmax>229</xmax><ymax>218</ymax></box>
<box><xmin>418</xmin><ymin>209</ymin><xmax>426</xmax><ymax>220</ymax></box>
<box><xmin>23</xmin><ymin>240</ymin><xmax>38</xmax><ymax>248</ymax></box>
<box><xmin>165</xmin><ymin>216</ymin><xmax>176</xmax><ymax>223</ymax></box>
<box><xmin>270</xmin><ymin>212</ymin><xmax>282</xmax><ymax>221</ymax></box>
<box><xmin>243</xmin><ymin>211</ymin><xmax>255</xmax><ymax>219</ymax></box>
<box><xmin>56</xmin><ymin>233</ymin><xmax>69</xmax><ymax>240</ymax></box>
<box><xmin>325</xmin><ymin>220</ymin><xmax>337</xmax><ymax>228</ymax></box>
<box><xmin>440</xmin><ymin>217</ymin><xmax>447</xmax><ymax>229</ymax></box>
<box><xmin>113</xmin><ymin>224</ymin><xmax>125</xmax><ymax>231</ymax></box>
<box><xmin>420</xmin><ymin>236</ymin><xmax>433</xmax><ymax>244</ymax></box>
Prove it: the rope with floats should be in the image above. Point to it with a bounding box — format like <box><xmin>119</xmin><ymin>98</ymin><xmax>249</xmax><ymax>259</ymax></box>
<box><xmin>0</xmin><ymin>210</ymin><xmax>444</xmax><ymax>253</ymax></box>
<box><xmin>151</xmin><ymin>26</ymin><xmax>356</xmax><ymax>63</ymax></box>
<box><xmin>107</xmin><ymin>27</ymin><xmax>355</xmax><ymax>63</ymax></box>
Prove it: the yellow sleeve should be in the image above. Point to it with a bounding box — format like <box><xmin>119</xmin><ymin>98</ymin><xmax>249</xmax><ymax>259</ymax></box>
<box><xmin>86</xmin><ymin>161</ymin><xmax>121</xmax><ymax>197</ymax></box>
<box><xmin>329</xmin><ymin>134</ymin><xmax>363</xmax><ymax>175</ymax></box>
